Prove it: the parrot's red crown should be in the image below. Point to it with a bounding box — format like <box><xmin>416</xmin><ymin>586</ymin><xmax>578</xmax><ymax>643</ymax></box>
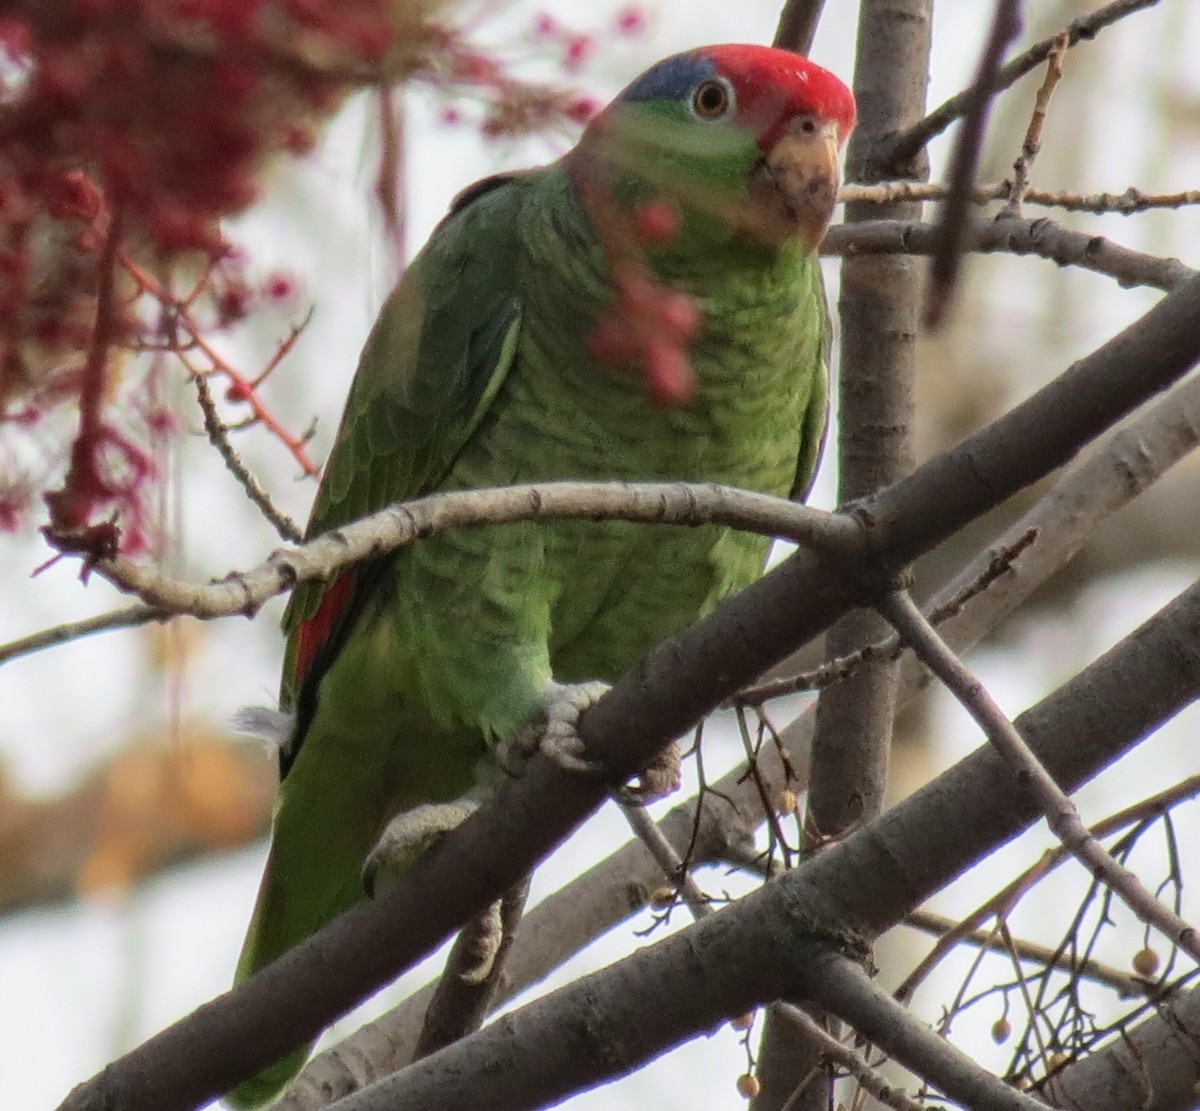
<box><xmin>695</xmin><ymin>44</ymin><xmax>856</xmax><ymax>148</ymax></box>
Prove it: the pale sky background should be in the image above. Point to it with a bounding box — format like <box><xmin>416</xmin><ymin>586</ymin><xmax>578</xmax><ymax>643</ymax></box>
<box><xmin>4</xmin><ymin>2</ymin><xmax>1200</xmax><ymax>1108</ymax></box>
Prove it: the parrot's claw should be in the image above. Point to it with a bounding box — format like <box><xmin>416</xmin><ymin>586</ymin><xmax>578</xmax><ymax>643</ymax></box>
<box><xmin>616</xmin><ymin>739</ymin><xmax>682</xmax><ymax>805</ymax></box>
<box><xmin>458</xmin><ymin>899</ymin><xmax>504</xmax><ymax>984</ymax></box>
<box><xmin>363</xmin><ymin>800</ymin><xmax>480</xmax><ymax>897</ymax></box>
<box><xmin>499</xmin><ymin>680</ymin><xmax>612</xmax><ymax>778</ymax></box>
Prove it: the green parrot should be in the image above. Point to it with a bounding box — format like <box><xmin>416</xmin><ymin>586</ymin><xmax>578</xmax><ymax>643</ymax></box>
<box><xmin>229</xmin><ymin>43</ymin><xmax>855</xmax><ymax>1107</ymax></box>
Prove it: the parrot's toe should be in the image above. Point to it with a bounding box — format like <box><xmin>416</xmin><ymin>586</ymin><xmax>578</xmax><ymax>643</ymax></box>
<box><xmin>457</xmin><ymin>899</ymin><xmax>504</xmax><ymax>984</ymax></box>
<box><xmin>617</xmin><ymin>739</ymin><xmax>683</xmax><ymax>804</ymax></box>
<box><xmin>363</xmin><ymin>800</ymin><xmax>480</xmax><ymax>896</ymax></box>
<box><xmin>542</xmin><ymin>679</ymin><xmax>611</xmax><ymax>772</ymax></box>
<box><xmin>498</xmin><ymin>679</ymin><xmax>612</xmax><ymax>777</ymax></box>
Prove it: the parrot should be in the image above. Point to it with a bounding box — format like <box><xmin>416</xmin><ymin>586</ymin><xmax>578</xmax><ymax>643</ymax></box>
<box><xmin>228</xmin><ymin>43</ymin><xmax>855</xmax><ymax>1108</ymax></box>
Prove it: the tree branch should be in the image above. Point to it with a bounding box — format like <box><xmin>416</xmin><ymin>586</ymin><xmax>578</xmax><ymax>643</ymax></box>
<box><xmin>0</xmin><ymin>604</ymin><xmax>165</xmax><ymax>670</ymax></box>
<box><xmin>887</xmin><ymin>0</ymin><xmax>1164</xmax><ymax>166</ymax></box>
<box><xmin>881</xmin><ymin>590</ymin><xmax>1200</xmax><ymax>962</ymax></box>
<box><xmin>841</xmin><ymin>181</ymin><xmax>1200</xmax><ymax>215</ymax></box>
<box><xmin>51</xmin><ymin>482</ymin><xmax>860</xmax><ymax>619</ymax></box>
<box><xmin>924</xmin><ymin>0</ymin><xmax>1022</xmax><ymax>328</ymax></box>
<box><xmin>822</xmin><ymin>217</ymin><xmax>1195</xmax><ymax>292</ymax></box>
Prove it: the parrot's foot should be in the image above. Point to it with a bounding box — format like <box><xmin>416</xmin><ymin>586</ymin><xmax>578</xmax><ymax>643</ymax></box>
<box><xmin>617</xmin><ymin>739</ymin><xmax>682</xmax><ymax>805</ymax></box>
<box><xmin>364</xmin><ymin>801</ymin><xmax>504</xmax><ymax>982</ymax></box>
<box><xmin>362</xmin><ymin>800</ymin><xmax>480</xmax><ymax>897</ymax></box>
<box><xmin>498</xmin><ymin>680</ymin><xmax>612</xmax><ymax>777</ymax></box>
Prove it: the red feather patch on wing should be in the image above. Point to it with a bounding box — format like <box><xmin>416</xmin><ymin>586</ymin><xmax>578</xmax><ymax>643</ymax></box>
<box><xmin>293</xmin><ymin>572</ymin><xmax>353</xmax><ymax>692</ymax></box>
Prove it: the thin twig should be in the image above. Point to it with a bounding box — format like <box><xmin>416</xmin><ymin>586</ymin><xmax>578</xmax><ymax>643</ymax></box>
<box><xmin>0</xmin><ymin>603</ymin><xmax>166</xmax><ymax>668</ymax></box>
<box><xmin>1000</xmin><ymin>32</ymin><xmax>1069</xmax><ymax>219</ymax></box>
<box><xmin>888</xmin><ymin>0</ymin><xmax>1163</xmax><ymax>165</ymax></box>
<box><xmin>123</xmin><ymin>255</ymin><xmax>319</xmax><ymax>476</ymax></box>
<box><xmin>736</xmin><ymin>528</ymin><xmax>1036</xmax><ymax>705</ymax></box>
<box><xmin>822</xmin><ymin>217</ymin><xmax>1195</xmax><ymax>292</ymax></box>
<box><xmin>52</xmin><ymin>482</ymin><xmax>863</xmax><ymax>619</ymax></box>
<box><xmin>905</xmin><ymin>909</ymin><xmax>1154</xmax><ymax>998</ymax></box>
<box><xmin>191</xmin><ymin>373</ymin><xmax>303</xmax><ymax>542</ymax></box>
<box><xmin>880</xmin><ymin>590</ymin><xmax>1200</xmax><ymax>964</ymax></box>
<box><xmin>841</xmin><ymin>180</ymin><xmax>1200</xmax><ymax>215</ymax></box>
<box><xmin>925</xmin><ymin>0</ymin><xmax>1023</xmax><ymax>329</ymax></box>
<box><xmin>896</xmin><ymin>774</ymin><xmax>1200</xmax><ymax>1002</ymax></box>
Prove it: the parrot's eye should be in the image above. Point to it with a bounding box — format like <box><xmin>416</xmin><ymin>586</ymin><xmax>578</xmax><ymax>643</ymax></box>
<box><xmin>797</xmin><ymin>116</ymin><xmax>818</xmax><ymax>134</ymax></box>
<box><xmin>691</xmin><ymin>78</ymin><xmax>735</xmax><ymax>120</ymax></box>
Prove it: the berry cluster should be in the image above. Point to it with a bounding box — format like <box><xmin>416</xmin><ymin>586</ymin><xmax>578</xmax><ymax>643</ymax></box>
<box><xmin>0</xmin><ymin>1</ymin><xmax>625</xmax><ymax>554</ymax></box>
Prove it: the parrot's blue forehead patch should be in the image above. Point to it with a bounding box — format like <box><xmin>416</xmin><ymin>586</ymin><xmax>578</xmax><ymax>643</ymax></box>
<box><xmin>619</xmin><ymin>53</ymin><xmax>717</xmax><ymax>104</ymax></box>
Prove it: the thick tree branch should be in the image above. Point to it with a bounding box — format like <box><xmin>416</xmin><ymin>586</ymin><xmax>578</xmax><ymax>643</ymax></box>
<box><xmin>776</xmin><ymin>0</ymin><xmax>930</xmax><ymax>1101</ymax></box>
<box><xmin>57</xmin><ymin>272</ymin><xmax>1200</xmax><ymax>1111</ymax></box>
<box><xmin>341</xmin><ymin>949</ymin><xmax>1046</xmax><ymax>1111</ymax></box>
<box><xmin>772</xmin><ymin>0</ymin><xmax>825</xmax><ymax>54</ymax></box>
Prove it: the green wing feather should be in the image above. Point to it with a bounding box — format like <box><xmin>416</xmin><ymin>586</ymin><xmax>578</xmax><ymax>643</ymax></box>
<box><xmin>227</xmin><ymin>172</ymin><xmax>535</xmax><ymax>1111</ymax></box>
<box><xmin>280</xmin><ymin>174</ymin><xmax>529</xmax><ymax>712</ymax></box>
<box><xmin>790</xmin><ymin>271</ymin><xmax>831</xmax><ymax>501</ymax></box>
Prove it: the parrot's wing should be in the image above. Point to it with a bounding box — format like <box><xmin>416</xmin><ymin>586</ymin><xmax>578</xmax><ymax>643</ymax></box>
<box><xmin>282</xmin><ymin>171</ymin><xmax>531</xmax><ymax>715</ymax></box>
<box><xmin>789</xmin><ymin>262</ymin><xmax>831</xmax><ymax>502</ymax></box>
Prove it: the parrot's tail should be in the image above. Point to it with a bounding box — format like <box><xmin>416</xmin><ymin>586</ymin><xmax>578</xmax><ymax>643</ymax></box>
<box><xmin>225</xmin><ymin>843</ymin><xmax>364</xmax><ymax>1108</ymax></box>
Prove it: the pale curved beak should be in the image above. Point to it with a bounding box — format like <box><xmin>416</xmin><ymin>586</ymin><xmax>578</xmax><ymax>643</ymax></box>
<box><xmin>746</xmin><ymin>119</ymin><xmax>841</xmax><ymax>250</ymax></box>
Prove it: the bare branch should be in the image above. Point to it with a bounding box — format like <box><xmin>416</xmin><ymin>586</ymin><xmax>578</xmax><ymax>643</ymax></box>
<box><xmin>880</xmin><ymin>591</ymin><xmax>1200</xmax><ymax>963</ymax></box>
<box><xmin>823</xmin><ymin>216</ymin><xmax>1194</xmax><ymax>293</ymax></box>
<box><xmin>924</xmin><ymin>0</ymin><xmax>1022</xmax><ymax>329</ymax></box>
<box><xmin>191</xmin><ymin>373</ymin><xmax>303</xmax><ymax>543</ymax></box>
<box><xmin>841</xmin><ymin>181</ymin><xmax>1200</xmax><ymax>215</ymax></box>
<box><xmin>413</xmin><ymin>881</ymin><xmax>530</xmax><ymax>1060</ymax></box>
<box><xmin>1000</xmin><ymin>32</ymin><xmax>1069</xmax><ymax>219</ymax></box>
<box><xmin>772</xmin><ymin>0</ymin><xmax>825</xmax><ymax>54</ymax></box>
<box><xmin>888</xmin><ymin>0</ymin><xmax>1164</xmax><ymax>165</ymax></box>
<box><xmin>1039</xmin><ymin>979</ymin><xmax>1200</xmax><ymax>1109</ymax></box>
<box><xmin>905</xmin><ymin>909</ymin><xmax>1155</xmax><ymax>998</ymax></box>
<box><xmin>0</xmin><ymin>603</ymin><xmax>165</xmax><ymax>669</ymax></box>
<box><xmin>52</xmin><ymin>482</ymin><xmax>861</xmax><ymax>620</ymax></box>
<box><xmin>738</xmin><ymin>528</ymin><xmax>1036</xmax><ymax>704</ymax></box>
<box><xmin>898</xmin><ymin>775</ymin><xmax>1200</xmax><ymax>1003</ymax></box>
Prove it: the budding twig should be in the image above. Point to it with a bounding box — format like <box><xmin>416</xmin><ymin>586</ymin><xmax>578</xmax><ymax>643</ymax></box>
<box><xmin>52</xmin><ymin>482</ymin><xmax>861</xmax><ymax>620</ymax></box>
<box><xmin>880</xmin><ymin>590</ymin><xmax>1200</xmax><ymax>966</ymax></box>
<box><xmin>1000</xmin><ymin>32</ymin><xmax>1069</xmax><ymax>220</ymax></box>
<box><xmin>191</xmin><ymin>373</ymin><xmax>302</xmax><ymax>543</ymax></box>
<box><xmin>887</xmin><ymin>0</ymin><xmax>1163</xmax><ymax>165</ymax></box>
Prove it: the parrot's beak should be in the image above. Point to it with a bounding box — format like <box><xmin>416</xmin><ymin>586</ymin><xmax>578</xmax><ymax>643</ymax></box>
<box><xmin>745</xmin><ymin>119</ymin><xmax>841</xmax><ymax>250</ymax></box>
